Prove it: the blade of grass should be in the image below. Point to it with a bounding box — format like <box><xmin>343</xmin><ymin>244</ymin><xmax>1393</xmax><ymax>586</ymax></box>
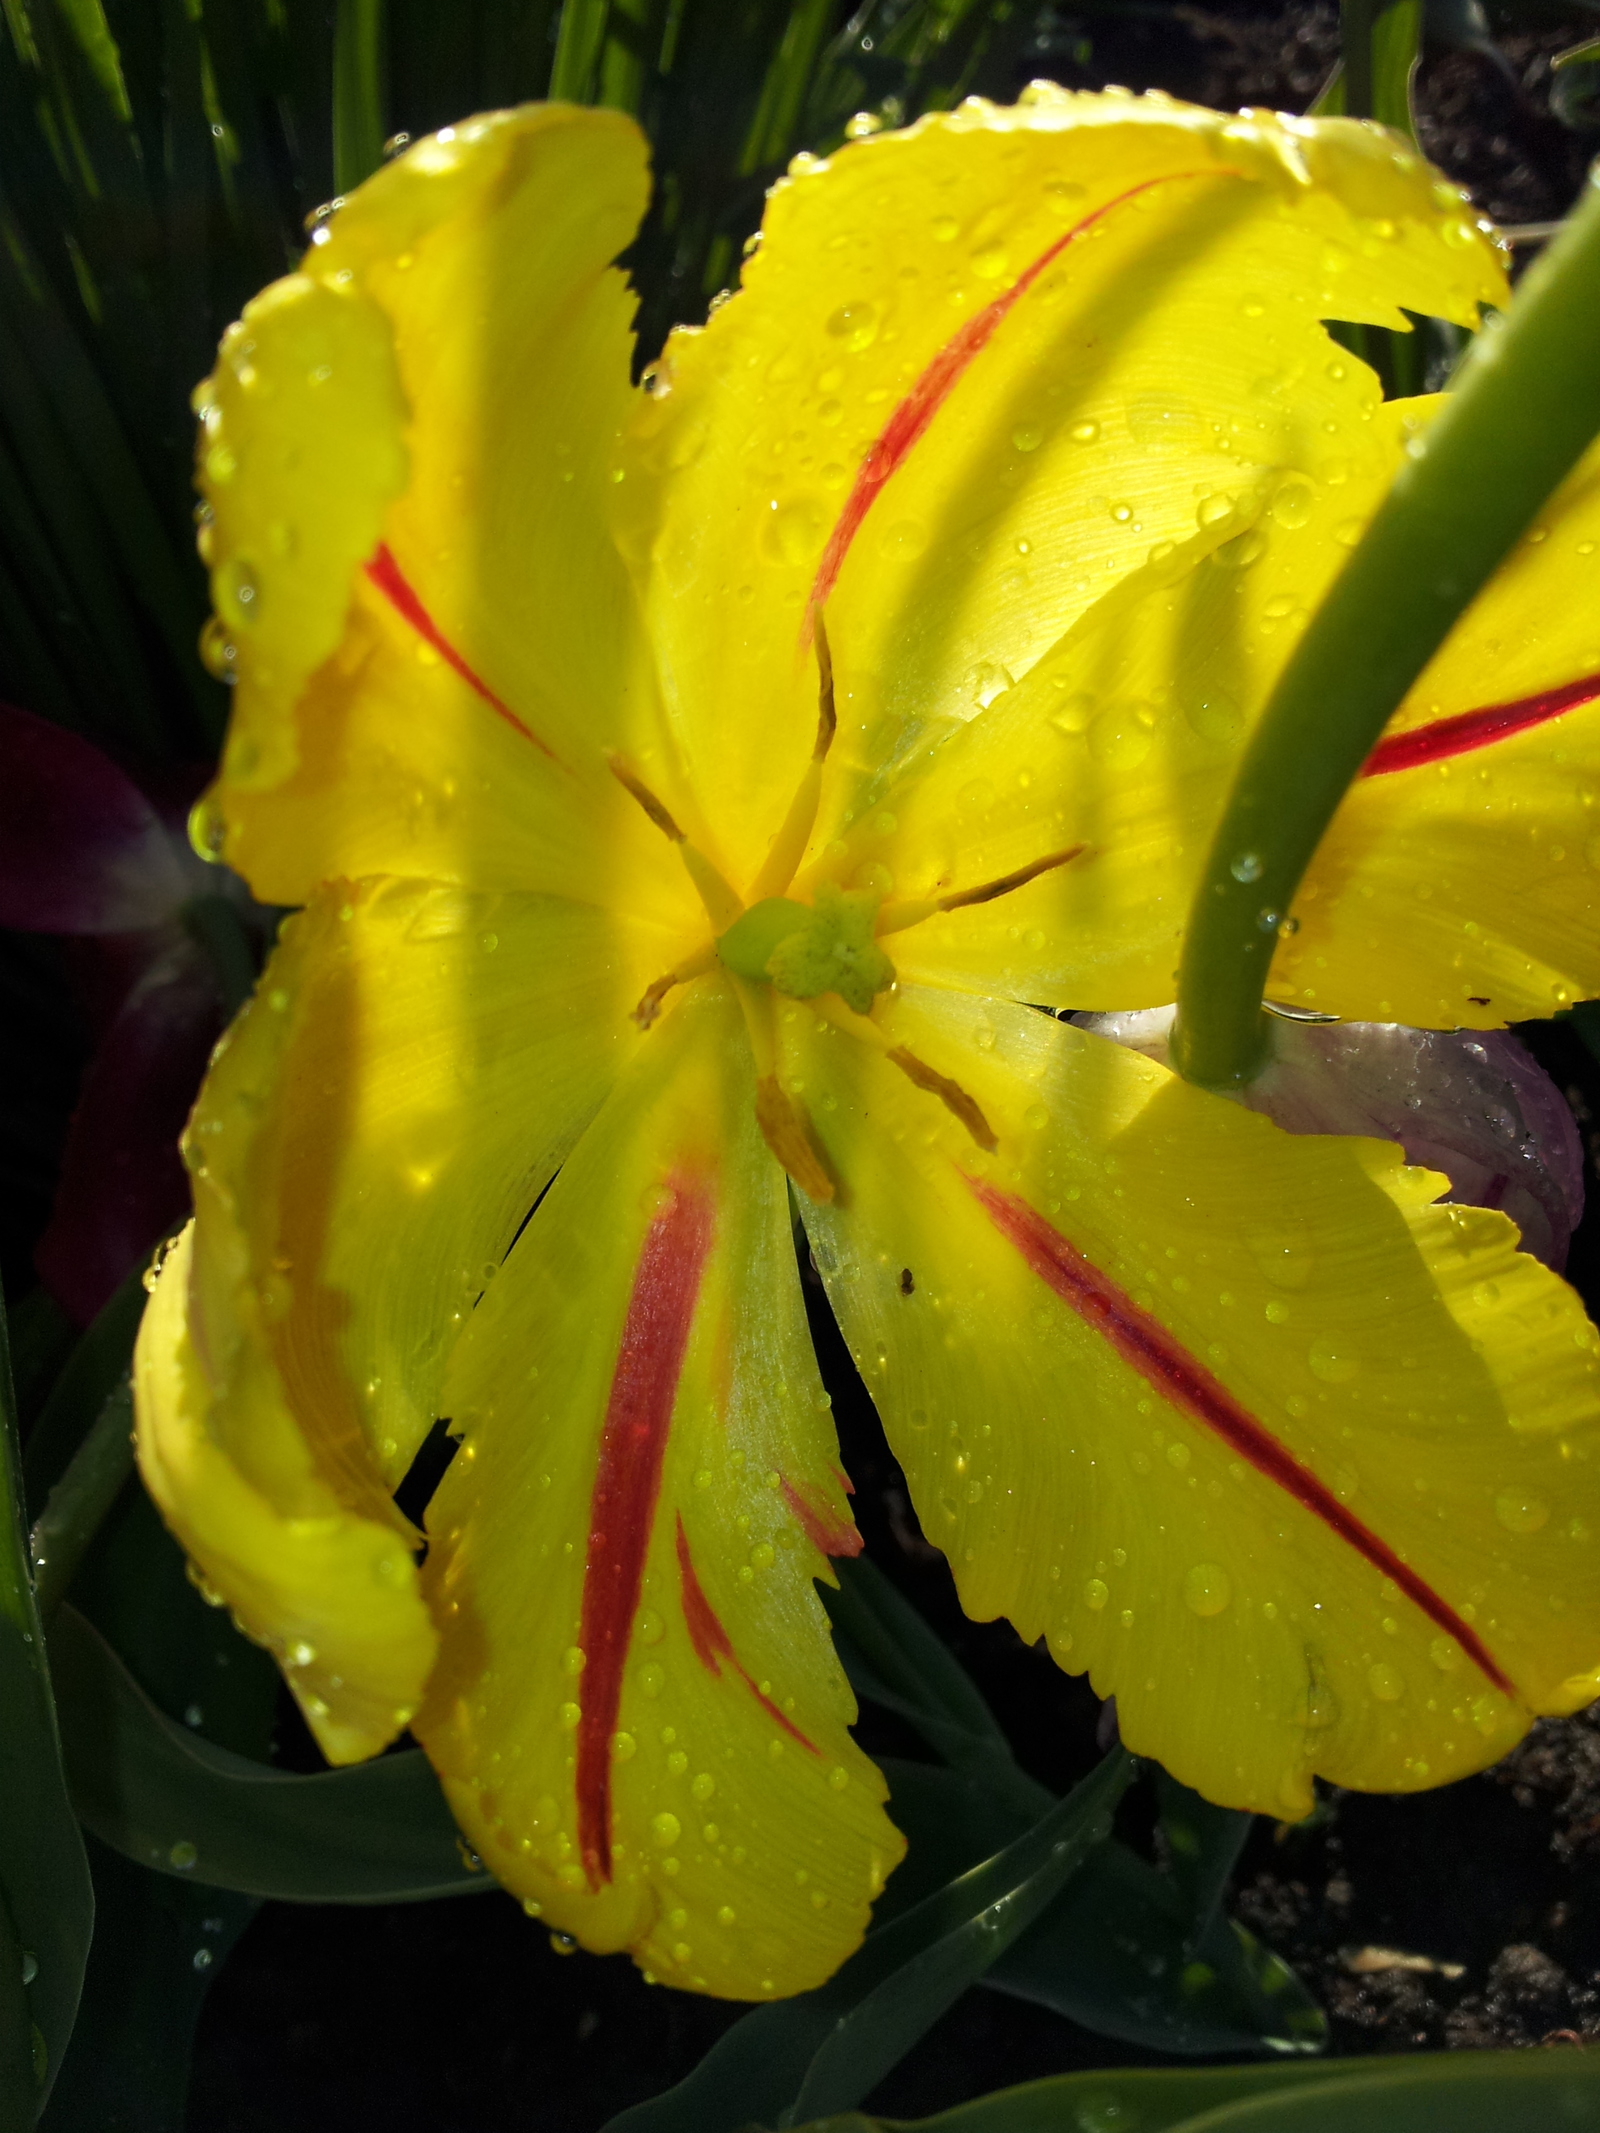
<box><xmin>332</xmin><ymin>0</ymin><xmax>386</xmax><ymax>194</ymax></box>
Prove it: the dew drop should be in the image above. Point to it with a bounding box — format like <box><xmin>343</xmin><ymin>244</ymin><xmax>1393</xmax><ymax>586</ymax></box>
<box><xmin>1088</xmin><ymin>704</ymin><xmax>1154</xmax><ymax>769</ymax></box>
<box><xmin>1184</xmin><ymin>1563</ymin><xmax>1232</xmax><ymax>1617</ymax></box>
<box><xmin>1308</xmin><ymin>1339</ymin><xmax>1360</xmax><ymax>1385</ymax></box>
<box><xmin>168</xmin><ymin>1840</ymin><xmax>198</xmax><ymax>1872</ymax></box>
<box><xmin>1230</xmin><ymin>852</ymin><xmax>1263</xmax><ymax>883</ymax></box>
<box><xmin>651</xmin><ymin>1812</ymin><xmax>681</xmax><ymax>1849</ymax></box>
<box><xmin>1495</xmin><ymin>1489</ymin><xmax>1550</xmax><ymax>1535</ymax></box>
<box><xmin>1271</xmin><ymin>477</ymin><xmax>1315</xmax><ymax>530</ymax></box>
<box><xmin>1367</xmin><ymin>1662</ymin><xmax>1404</xmax><ymax>1703</ymax></box>
<box><xmin>825</xmin><ymin>300</ymin><xmax>879</xmax><ymax>352</ymax></box>
<box><xmin>1084</xmin><ymin>1577</ymin><xmax>1109</xmax><ymax>1611</ymax></box>
<box><xmin>966</xmin><ymin>661</ymin><xmax>1014</xmax><ymax>710</ymax></box>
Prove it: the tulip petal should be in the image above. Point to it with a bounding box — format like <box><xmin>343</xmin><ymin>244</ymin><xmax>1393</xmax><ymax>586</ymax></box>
<box><xmin>791</xmin><ymin>986</ymin><xmax>1600</xmax><ymax>1818</ymax></box>
<box><xmin>0</xmin><ymin>700</ymin><xmax>187</xmax><ymax>932</ymax></box>
<box><xmin>179</xmin><ymin>877</ymin><xmax>670</xmax><ymax>1494</ymax></box>
<box><xmin>416</xmin><ymin>982</ymin><xmax>900</xmax><ymax>1998</ymax></box>
<box><xmin>1273</xmin><ymin>422</ymin><xmax>1600</xmax><ymax>1025</ymax></box>
<box><xmin>616</xmin><ymin>90</ymin><xmax>1502</xmax><ymax>890</ymax></box>
<box><xmin>198</xmin><ymin>107</ymin><xmax>677</xmax><ymax>916</ymax></box>
<box><xmin>134</xmin><ymin>1221</ymin><xmax>438</xmax><ymax>1766</ymax></box>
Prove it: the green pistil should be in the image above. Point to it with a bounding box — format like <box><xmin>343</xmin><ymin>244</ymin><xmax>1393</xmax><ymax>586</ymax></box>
<box><xmin>717</xmin><ymin>885</ymin><xmax>895</xmax><ymax>1015</ymax></box>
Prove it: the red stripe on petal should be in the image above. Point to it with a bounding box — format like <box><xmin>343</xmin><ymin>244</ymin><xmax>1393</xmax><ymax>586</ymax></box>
<box><xmin>971</xmin><ymin>1180</ymin><xmax>1516</xmax><ymax>1699</ymax></box>
<box><xmin>1363</xmin><ymin>668</ymin><xmax>1600</xmax><ymax>776</ymax></box>
<box><xmin>576</xmin><ymin>1177</ymin><xmax>715</xmax><ymax>1888</ymax></box>
<box><xmin>802</xmin><ymin>168</ymin><xmax>1235</xmax><ymax>643</ymax></box>
<box><xmin>782</xmin><ymin>1476</ymin><xmax>863</xmax><ymax>1558</ymax></box>
<box><xmin>363</xmin><ymin>543</ymin><xmax>559</xmax><ymax>761</ymax></box>
<box><xmin>676</xmin><ymin>1514</ymin><xmax>821</xmax><ymax>1752</ymax></box>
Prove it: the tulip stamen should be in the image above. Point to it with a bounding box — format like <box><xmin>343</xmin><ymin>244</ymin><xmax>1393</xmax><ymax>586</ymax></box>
<box><xmin>876</xmin><ymin>843</ymin><xmax>1089</xmax><ymax>937</ymax></box>
<box><xmin>632</xmin><ymin>943</ymin><xmax>718</xmax><ymax>1029</ymax></box>
<box><xmin>607</xmin><ymin>752</ymin><xmax>742</xmax><ymax>930</ymax></box>
<box><xmin>733</xmin><ymin>976</ymin><xmax>836</xmax><ymax>1202</ymax></box>
<box><xmin>749</xmin><ymin>612</ymin><xmax>838</xmax><ymax>903</ymax></box>
<box><xmin>810</xmin><ymin>995</ymin><xmax>997</xmax><ymax>1153</ymax></box>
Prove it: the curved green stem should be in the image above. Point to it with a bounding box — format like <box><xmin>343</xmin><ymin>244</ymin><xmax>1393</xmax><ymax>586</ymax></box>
<box><xmin>1173</xmin><ymin>169</ymin><xmax>1600</xmax><ymax>1089</ymax></box>
<box><xmin>29</xmin><ymin>1381</ymin><xmax>135</xmax><ymax>1625</ymax></box>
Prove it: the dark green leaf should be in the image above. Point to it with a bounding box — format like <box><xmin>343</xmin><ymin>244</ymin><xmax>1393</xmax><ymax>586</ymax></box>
<box><xmin>52</xmin><ymin>1604</ymin><xmax>488</xmax><ymax>1903</ymax></box>
<box><xmin>0</xmin><ymin>1284</ymin><xmax>94</xmax><ymax>2115</ymax></box>
<box><xmin>37</xmin><ymin>1837</ymin><xmax>255</xmax><ymax>2133</ymax></box>
<box><xmin>1152</xmin><ymin>1766</ymin><xmax>1251</xmax><ymax>1949</ymax></box>
<box><xmin>842</xmin><ymin>2052</ymin><xmax>1600</xmax><ymax>2132</ymax></box>
<box><xmin>603</xmin><ymin>1750</ymin><xmax>1134</xmax><ymax>2133</ymax></box>
<box><xmin>823</xmin><ymin>1559</ymin><xmax>1043</xmax><ymax>1819</ymax></box>
<box><xmin>877</xmin><ymin>1761</ymin><xmax>1323</xmax><ymax>2058</ymax></box>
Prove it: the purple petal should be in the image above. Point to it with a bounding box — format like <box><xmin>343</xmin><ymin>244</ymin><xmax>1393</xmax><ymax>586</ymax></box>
<box><xmin>0</xmin><ymin>700</ymin><xmax>189</xmax><ymax>932</ymax></box>
<box><xmin>1074</xmin><ymin>1007</ymin><xmax>1584</xmax><ymax>1271</ymax></box>
<box><xmin>34</xmin><ymin>941</ymin><xmax>222</xmax><ymax>1322</ymax></box>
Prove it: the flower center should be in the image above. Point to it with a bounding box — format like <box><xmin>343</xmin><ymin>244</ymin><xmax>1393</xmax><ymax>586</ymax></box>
<box><xmin>610</xmin><ymin>615</ymin><xmax>1090</xmax><ymax>1199</ymax></box>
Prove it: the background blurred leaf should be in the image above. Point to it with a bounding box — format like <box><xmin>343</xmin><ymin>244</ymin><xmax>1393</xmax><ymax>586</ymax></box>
<box><xmin>0</xmin><ymin>1284</ymin><xmax>94</xmax><ymax>2117</ymax></box>
<box><xmin>604</xmin><ymin>1750</ymin><xmax>1134</xmax><ymax>2133</ymax></box>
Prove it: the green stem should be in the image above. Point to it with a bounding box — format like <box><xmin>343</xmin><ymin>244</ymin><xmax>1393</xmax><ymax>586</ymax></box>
<box><xmin>332</xmin><ymin>0</ymin><xmax>385</xmax><ymax>196</ymax></box>
<box><xmin>1172</xmin><ymin>169</ymin><xmax>1600</xmax><ymax>1089</ymax></box>
<box><xmin>28</xmin><ymin>1382</ymin><xmax>135</xmax><ymax>1626</ymax></box>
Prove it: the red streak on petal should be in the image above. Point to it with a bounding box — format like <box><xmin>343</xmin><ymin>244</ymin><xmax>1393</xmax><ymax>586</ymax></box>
<box><xmin>575</xmin><ymin>1177</ymin><xmax>715</xmax><ymax>1888</ymax></box>
<box><xmin>801</xmin><ymin>168</ymin><xmax>1234</xmax><ymax>644</ymax></box>
<box><xmin>675</xmin><ymin>1514</ymin><xmax>820</xmax><ymax>1752</ymax></box>
<box><xmin>782</xmin><ymin>1476</ymin><xmax>864</xmax><ymax>1558</ymax></box>
<box><xmin>1363</xmin><ymin>668</ymin><xmax>1600</xmax><ymax>777</ymax></box>
<box><xmin>363</xmin><ymin>542</ymin><xmax>558</xmax><ymax>761</ymax></box>
<box><xmin>971</xmin><ymin>1179</ymin><xmax>1516</xmax><ymax>1699</ymax></box>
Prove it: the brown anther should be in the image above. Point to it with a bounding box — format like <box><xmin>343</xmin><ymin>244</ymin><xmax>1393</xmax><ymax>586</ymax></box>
<box><xmin>755</xmin><ymin>1076</ymin><xmax>836</xmax><ymax>1202</ymax></box>
<box><xmin>633</xmin><ymin>975</ymin><xmax>679</xmax><ymax>1029</ymax></box>
<box><xmin>938</xmin><ymin>844</ymin><xmax>1087</xmax><ymax>913</ymax></box>
<box><xmin>813</xmin><ymin>610</ymin><xmax>837</xmax><ymax>762</ymax></box>
<box><xmin>607</xmin><ymin>752</ymin><xmax>685</xmax><ymax>842</ymax></box>
<box><xmin>631</xmin><ymin>943</ymin><xmax>718</xmax><ymax>1030</ymax></box>
<box><xmin>887</xmin><ymin>1046</ymin><xmax>998</xmax><ymax>1152</ymax></box>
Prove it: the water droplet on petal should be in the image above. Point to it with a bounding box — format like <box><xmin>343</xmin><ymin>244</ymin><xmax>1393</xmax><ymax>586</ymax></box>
<box><xmin>1367</xmin><ymin>1662</ymin><xmax>1404</xmax><ymax>1702</ymax></box>
<box><xmin>1184</xmin><ymin>1563</ymin><xmax>1232</xmax><ymax>1616</ymax></box>
<box><xmin>1495</xmin><ymin>1489</ymin><xmax>1550</xmax><ymax>1535</ymax></box>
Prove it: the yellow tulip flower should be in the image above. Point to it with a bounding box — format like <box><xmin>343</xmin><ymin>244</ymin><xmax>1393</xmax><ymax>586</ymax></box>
<box><xmin>136</xmin><ymin>89</ymin><xmax>1600</xmax><ymax>2002</ymax></box>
